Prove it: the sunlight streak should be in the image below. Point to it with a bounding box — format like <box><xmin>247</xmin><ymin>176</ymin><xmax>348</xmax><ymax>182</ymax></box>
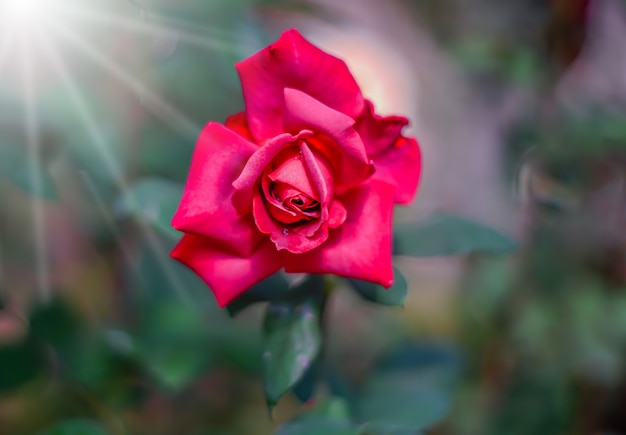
<box><xmin>57</xmin><ymin>3</ymin><xmax>244</xmax><ymax>54</ymax></box>
<box><xmin>39</xmin><ymin>34</ymin><xmax>192</xmax><ymax>305</ymax></box>
<box><xmin>0</xmin><ymin>236</ymin><xmax>4</xmax><ymax>285</ymax></box>
<box><xmin>78</xmin><ymin>170</ymin><xmax>140</xmax><ymax>277</ymax></box>
<box><xmin>0</xmin><ymin>25</ymin><xmax>17</xmax><ymax>74</ymax></box>
<box><xmin>49</xmin><ymin>21</ymin><xmax>201</xmax><ymax>142</ymax></box>
<box><xmin>20</xmin><ymin>34</ymin><xmax>51</xmax><ymax>302</ymax></box>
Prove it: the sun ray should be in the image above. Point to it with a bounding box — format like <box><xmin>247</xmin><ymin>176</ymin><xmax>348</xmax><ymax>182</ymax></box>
<box><xmin>0</xmin><ymin>235</ymin><xmax>4</xmax><ymax>287</ymax></box>
<box><xmin>38</xmin><ymin>32</ymin><xmax>193</xmax><ymax>304</ymax></box>
<box><xmin>78</xmin><ymin>170</ymin><xmax>140</xmax><ymax>277</ymax></box>
<box><xmin>48</xmin><ymin>20</ymin><xmax>201</xmax><ymax>143</ymax></box>
<box><xmin>56</xmin><ymin>3</ymin><xmax>244</xmax><ymax>54</ymax></box>
<box><xmin>19</xmin><ymin>33</ymin><xmax>51</xmax><ymax>302</ymax></box>
<box><xmin>0</xmin><ymin>24</ymin><xmax>17</xmax><ymax>74</ymax></box>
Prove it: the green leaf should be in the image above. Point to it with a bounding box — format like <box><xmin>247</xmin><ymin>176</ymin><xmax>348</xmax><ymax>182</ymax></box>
<box><xmin>355</xmin><ymin>372</ymin><xmax>450</xmax><ymax>432</ymax></box>
<box><xmin>138</xmin><ymin>339</ymin><xmax>214</xmax><ymax>390</ymax></box>
<box><xmin>115</xmin><ymin>177</ymin><xmax>183</xmax><ymax>240</ymax></box>
<box><xmin>29</xmin><ymin>299</ymin><xmax>80</xmax><ymax>347</ymax></box>
<box><xmin>394</xmin><ymin>213</ymin><xmax>517</xmax><ymax>257</ymax></box>
<box><xmin>374</xmin><ymin>342</ymin><xmax>461</xmax><ymax>381</ymax></box>
<box><xmin>227</xmin><ymin>272</ymin><xmax>291</xmax><ymax>317</ymax></box>
<box><xmin>348</xmin><ymin>267</ymin><xmax>407</xmax><ymax>307</ymax></box>
<box><xmin>263</xmin><ymin>287</ymin><xmax>323</xmax><ymax>407</ymax></box>
<box><xmin>276</xmin><ymin>419</ymin><xmax>360</xmax><ymax>435</ymax></box>
<box><xmin>0</xmin><ymin>337</ymin><xmax>45</xmax><ymax>392</ymax></box>
<box><xmin>295</xmin><ymin>396</ymin><xmax>353</xmax><ymax>423</ymax></box>
<box><xmin>34</xmin><ymin>419</ymin><xmax>107</xmax><ymax>435</ymax></box>
<box><xmin>292</xmin><ymin>355</ymin><xmax>321</xmax><ymax>403</ymax></box>
<box><xmin>359</xmin><ymin>423</ymin><xmax>426</xmax><ymax>435</ymax></box>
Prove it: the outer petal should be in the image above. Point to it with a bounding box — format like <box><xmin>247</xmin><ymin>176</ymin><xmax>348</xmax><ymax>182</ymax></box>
<box><xmin>236</xmin><ymin>29</ymin><xmax>365</xmax><ymax>141</ymax></box>
<box><xmin>171</xmin><ymin>234</ymin><xmax>283</xmax><ymax>307</ymax></box>
<box><xmin>171</xmin><ymin>122</ymin><xmax>261</xmax><ymax>257</ymax></box>
<box><xmin>283</xmin><ymin>88</ymin><xmax>374</xmax><ymax>194</ymax></box>
<box><xmin>284</xmin><ymin>180</ymin><xmax>395</xmax><ymax>287</ymax></box>
<box><xmin>372</xmin><ymin>136</ymin><xmax>422</xmax><ymax>205</ymax></box>
<box><xmin>356</xmin><ymin>100</ymin><xmax>409</xmax><ymax>157</ymax></box>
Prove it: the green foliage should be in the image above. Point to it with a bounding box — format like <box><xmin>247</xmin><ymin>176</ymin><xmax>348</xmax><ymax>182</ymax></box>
<box><xmin>348</xmin><ymin>267</ymin><xmax>408</xmax><ymax>307</ymax></box>
<box><xmin>0</xmin><ymin>120</ymin><xmax>58</xmax><ymax>199</ymax></box>
<box><xmin>277</xmin><ymin>397</ymin><xmax>356</xmax><ymax>435</ymax></box>
<box><xmin>115</xmin><ymin>177</ymin><xmax>183</xmax><ymax>240</ymax></box>
<box><xmin>355</xmin><ymin>372</ymin><xmax>450</xmax><ymax>432</ymax></box>
<box><xmin>394</xmin><ymin>214</ymin><xmax>517</xmax><ymax>257</ymax></box>
<box><xmin>277</xmin><ymin>342</ymin><xmax>458</xmax><ymax>435</ymax></box>
<box><xmin>227</xmin><ymin>272</ymin><xmax>292</xmax><ymax>317</ymax></box>
<box><xmin>35</xmin><ymin>419</ymin><xmax>108</xmax><ymax>435</ymax></box>
<box><xmin>0</xmin><ymin>337</ymin><xmax>45</xmax><ymax>393</ymax></box>
<box><xmin>263</xmin><ymin>280</ymin><xmax>324</xmax><ymax>407</ymax></box>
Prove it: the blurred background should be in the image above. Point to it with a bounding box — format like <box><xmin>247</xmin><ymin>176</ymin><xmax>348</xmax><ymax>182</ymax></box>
<box><xmin>1</xmin><ymin>0</ymin><xmax>626</xmax><ymax>434</ymax></box>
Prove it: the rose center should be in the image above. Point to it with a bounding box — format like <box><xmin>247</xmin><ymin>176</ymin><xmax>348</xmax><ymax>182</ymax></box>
<box><xmin>267</xmin><ymin>182</ymin><xmax>321</xmax><ymax>224</ymax></box>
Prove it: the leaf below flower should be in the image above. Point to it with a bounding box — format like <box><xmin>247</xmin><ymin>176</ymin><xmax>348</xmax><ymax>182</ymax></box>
<box><xmin>394</xmin><ymin>213</ymin><xmax>517</xmax><ymax>257</ymax></box>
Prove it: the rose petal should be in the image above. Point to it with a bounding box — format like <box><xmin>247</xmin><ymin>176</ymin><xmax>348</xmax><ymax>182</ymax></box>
<box><xmin>253</xmin><ymin>189</ymin><xmax>328</xmax><ymax>253</ymax></box>
<box><xmin>283</xmin><ymin>88</ymin><xmax>374</xmax><ymax>194</ymax></box>
<box><xmin>171</xmin><ymin>235</ymin><xmax>283</xmax><ymax>307</ymax></box>
<box><xmin>300</xmin><ymin>141</ymin><xmax>332</xmax><ymax>203</ymax></box>
<box><xmin>236</xmin><ymin>29</ymin><xmax>365</xmax><ymax>141</ymax></box>
<box><xmin>371</xmin><ymin>136</ymin><xmax>422</xmax><ymax>205</ymax></box>
<box><xmin>171</xmin><ymin>122</ymin><xmax>262</xmax><ymax>257</ymax></box>
<box><xmin>267</xmin><ymin>202</ymin><xmax>308</xmax><ymax>224</ymax></box>
<box><xmin>328</xmin><ymin>200</ymin><xmax>347</xmax><ymax>229</ymax></box>
<box><xmin>225</xmin><ymin>112</ymin><xmax>255</xmax><ymax>143</ymax></box>
<box><xmin>284</xmin><ymin>181</ymin><xmax>395</xmax><ymax>287</ymax></box>
<box><xmin>268</xmin><ymin>147</ymin><xmax>317</xmax><ymax>200</ymax></box>
<box><xmin>356</xmin><ymin>100</ymin><xmax>409</xmax><ymax>157</ymax></box>
<box><xmin>232</xmin><ymin>130</ymin><xmax>312</xmax><ymax>214</ymax></box>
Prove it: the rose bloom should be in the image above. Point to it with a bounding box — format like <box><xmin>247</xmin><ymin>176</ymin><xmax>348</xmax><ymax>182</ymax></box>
<box><xmin>171</xmin><ymin>29</ymin><xmax>421</xmax><ymax>307</ymax></box>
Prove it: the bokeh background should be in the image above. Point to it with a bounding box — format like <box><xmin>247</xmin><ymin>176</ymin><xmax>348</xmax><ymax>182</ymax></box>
<box><xmin>1</xmin><ymin>0</ymin><xmax>626</xmax><ymax>434</ymax></box>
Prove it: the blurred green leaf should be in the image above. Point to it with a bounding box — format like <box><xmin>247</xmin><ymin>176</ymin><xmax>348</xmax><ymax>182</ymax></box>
<box><xmin>115</xmin><ymin>177</ymin><xmax>183</xmax><ymax>240</ymax></box>
<box><xmin>394</xmin><ymin>214</ymin><xmax>517</xmax><ymax>257</ymax></box>
<box><xmin>359</xmin><ymin>423</ymin><xmax>426</xmax><ymax>435</ymax></box>
<box><xmin>277</xmin><ymin>420</ymin><xmax>359</xmax><ymax>435</ymax></box>
<box><xmin>375</xmin><ymin>342</ymin><xmax>461</xmax><ymax>384</ymax></box>
<box><xmin>263</xmin><ymin>287</ymin><xmax>323</xmax><ymax>407</ymax></box>
<box><xmin>138</xmin><ymin>339</ymin><xmax>214</xmax><ymax>390</ymax></box>
<box><xmin>348</xmin><ymin>267</ymin><xmax>407</xmax><ymax>307</ymax></box>
<box><xmin>0</xmin><ymin>337</ymin><xmax>45</xmax><ymax>392</ymax></box>
<box><xmin>35</xmin><ymin>419</ymin><xmax>107</xmax><ymax>435</ymax></box>
<box><xmin>355</xmin><ymin>372</ymin><xmax>451</xmax><ymax>432</ymax></box>
<box><xmin>132</xmin><ymin>297</ymin><xmax>218</xmax><ymax>390</ymax></box>
<box><xmin>304</xmin><ymin>396</ymin><xmax>353</xmax><ymax>421</ymax></box>
<box><xmin>29</xmin><ymin>299</ymin><xmax>80</xmax><ymax>347</ymax></box>
<box><xmin>353</xmin><ymin>342</ymin><xmax>458</xmax><ymax>433</ymax></box>
<box><xmin>227</xmin><ymin>272</ymin><xmax>291</xmax><ymax>317</ymax></box>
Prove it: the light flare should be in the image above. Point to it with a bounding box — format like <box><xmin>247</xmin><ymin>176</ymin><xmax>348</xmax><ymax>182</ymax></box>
<box><xmin>2</xmin><ymin>0</ymin><xmax>57</xmax><ymax>36</ymax></box>
<box><xmin>38</xmin><ymin>31</ymin><xmax>193</xmax><ymax>305</ymax></box>
<box><xmin>1</xmin><ymin>0</ymin><xmax>242</xmax><ymax>303</ymax></box>
<box><xmin>19</xmin><ymin>25</ymin><xmax>51</xmax><ymax>302</ymax></box>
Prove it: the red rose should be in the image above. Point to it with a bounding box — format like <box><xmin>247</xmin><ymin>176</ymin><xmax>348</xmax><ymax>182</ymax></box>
<box><xmin>171</xmin><ymin>29</ymin><xmax>421</xmax><ymax>307</ymax></box>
